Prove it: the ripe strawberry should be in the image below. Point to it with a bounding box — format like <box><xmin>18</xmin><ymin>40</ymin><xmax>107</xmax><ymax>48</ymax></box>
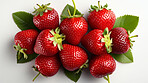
<box><xmin>110</xmin><ymin>27</ymin><xmax>138</xmax><ymax>54</ymax></box>
<box><xmin>60</xmin><ymin>17</ymin><xmax>88</xmax><ymax>45</ymax></box>
<box><xmin>14</xmin><ymin>29</ymin><xmax>38</xmax><ymax>59</ymax></box>
<box><xmin>89</xmin><ymin>54</ymin><xmax>116</xmax><ymax>79</ymax></box>
<box><xmin>60</xmin><ymin>0</ymin><xmax>88</xmax><ymax>45</ymax></box>
<box><xmin>81</xmin><ymin>28</ymin><xmax>112</xmax><ymax>56</ymax></box>
<box><xmin>59</xmin><ymin>44</ymin><xmax>88</xmax><ymax>71</ymax></box>
<box><xmin>88</xmin><ymin>1</ymin><xmax>116</xmax><ymax>31</ymax></box>
<box><xmin>33</xmin><ymin>3</ymin><xmax>59</xmax><ymax>30</ymax></box>
<box><xmin>33</xmin><ymin>54</ymin><xmax>60</xmax><ymax>81</ymax></box>
<box><xmin>34</xmin><ymin>28</ymin><xmax>65</xmax><ymax>56</ymax></box>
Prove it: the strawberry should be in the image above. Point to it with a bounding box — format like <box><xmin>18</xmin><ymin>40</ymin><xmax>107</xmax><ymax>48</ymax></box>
<box><xmin>81</xmin><ymin>28</ymin><xmax>112</xmax><ymax>56</ymax></box>
<box><xmin>110</xmin><ymin>27</ymin><xmax>138</xmax><ymax>54</ymax></box>
<box><xmin>33</xmin><ymin>3</ymin><xmax>59</xmax><ymax>30</ymax></box>
<box><xmin>89</xmin><ymin>54</ymin><xmax>116</xmax><ymax>83</ymax></box>
<box><xmin>33</xmin><ymin>54</ymin><xmax>60</xmax><ymax>81</ymax></box>
<box><xmin>60</xmin><ymin>0</ymin><xmax>88</xmax><ymax>45</ymax></box>
<box><xmin>60</xmin><ymin>17</ymin><xmax>88</xmax><ymax>45</ymax></box>
<box><xmin>14</xmin><ymin>29</ymin><xmax>38</xmax><ymax>59</ymax></box>
<box><xmin>59</xmin><ymin>44</ymin><xmax>88</xmax><ymax>71</ymax></box>
<box><xmin>34</xmin><ymin>28</ymin><xmax>65</xmax><ymax>56</ymax></box>
<box><xmin>88</xmin><ymin>1</ymin><xmax>116</xmax><ymax>31</ymax></box>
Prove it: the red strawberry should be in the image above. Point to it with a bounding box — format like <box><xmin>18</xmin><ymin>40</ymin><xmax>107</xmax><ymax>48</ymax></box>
<box><xmin>60</xmin><ymin>17</ymin><xmax>88</xmax><ymax>45</ymax></box>
<box><xmin>110</xmin><ymin>27</ymin><xmax>137</xmax><ymax>54</ymax></box>
<box><xmin>81</xmin><ymin>28</ymin><xmax>112</xmax><ymax>56</ymax></box>
<box><xmin>59</xmin><ymin>44</ymin><xmax>88</xmax><ymax>71</ymax></box>
<box><xmin>60</xmin><ymin>0</ymin><xmax>88</xmax><ymax>45</ymax></box>
<box><xmin>14</xmin><ymin>29</ymin><xmax>38</xmax><ymax>59</ymax></box>
<box><xmin>33</xmin><ymin>54</ymin><xmax>60</xmax><ymax>81</ymax></box>
<box><xmin>34</xmin><ymin>28</ymin><xmax>65</xmax><ymax>56</ymax></box>
<box><xmin>33</xmin><ymin>3</ymin><xmax>59</xmax><ymax>30</ymax></box>
<box><xmin>89</xmin><ymin>54</ymin><xmax>116</xmax><ymax>81</ymax></box>
<box><xmin>88</xmin><ymin>1</ymin><xmax>116</xmax><ymax>31</ymax></box>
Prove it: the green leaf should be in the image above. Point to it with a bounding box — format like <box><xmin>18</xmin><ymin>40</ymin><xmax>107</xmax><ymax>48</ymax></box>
<box><xmin>113</xmin><ymin>15</ymin><xmax>139</xmax><ymax>33</ymax></box>
<box><xmin>12</xmin><ymin>11</ymin><xmax>40</xmax><ymax>32</ymax></box>
<box><xmin>111</xmin><ymin>49</ymin><xmax>133</xmax><ymax>63</ymax></box>
<box><xmin>17</xmin><ymin>52</ymin><xmax>38</xmax><ymax>63</ymax></box>
<box><xmin>61</xmin><ymin>4</ymin><xmax>82</xmax><ymax>20</ymax></box>
<box><xmin>64</xmin><ymin>69</ymin><xmax>82</xmax><ymax>82</ymax></box>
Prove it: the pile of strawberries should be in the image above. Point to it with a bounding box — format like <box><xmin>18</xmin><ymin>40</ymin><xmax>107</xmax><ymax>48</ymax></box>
<box><xmin>13</xmin><ymin>0</ymin><xmax>138</xmax><ymax>83</ymax></box>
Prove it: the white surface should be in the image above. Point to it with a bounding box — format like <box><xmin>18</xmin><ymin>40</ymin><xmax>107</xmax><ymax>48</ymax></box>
<box><xmin>0</xmin><ymin>0</ymin><xmax>147</xmax><ymax>83</ymax></box>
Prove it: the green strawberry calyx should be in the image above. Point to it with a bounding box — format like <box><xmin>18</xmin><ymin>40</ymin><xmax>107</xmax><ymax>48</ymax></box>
<box><xmin>33</xmin><ymin>3</ymin><xmax>53</xmax><ymax>16</ymax></box>
<box><xmin>101</xmin><ymin>28</ymin><xmax>112</xmax><ymax>53</ymax></box>
<box><xmin>13</xmin><ymin>44</ymin><xmax>28</xmax><ymax>59</ymax></box>
<box><xmin>75</xmin><ymin>60</ymin><xmax>88</xmax><ymax>74</ymax></box>
<box><xmin>49</xmin><ymin>27</ymin><xmax>65</xmax><ymax>51</ymax></box>
<box><xmin>128</xmin><ymin>31</ymin><xmax>138</xmax><ymax>49</ymax></box>
<box><xmin>89</xmin><ymin>1</ymin><xmax>110</xmax><ymax>12</ymax></box>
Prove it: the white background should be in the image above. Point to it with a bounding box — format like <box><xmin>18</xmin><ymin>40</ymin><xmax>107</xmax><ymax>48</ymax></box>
<box><xmin>0</xmin><ymin>0</ymin><xmax>147</xmax><ymax>83</ymax></box>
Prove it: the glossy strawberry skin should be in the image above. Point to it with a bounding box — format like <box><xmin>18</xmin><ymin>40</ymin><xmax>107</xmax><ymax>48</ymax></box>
<box><xmin>34</xmin><ymin>29</ymin><xmax>58</xmax><ymax>56</ymax></box>
<box><xmin>59</xmin><ymin>44</ymin><xmax>88</xmax><ymax>71</ymax></box>
<box><xmin>81</xmin><ymin>29</ymin><xmax>107</xmax><ymax>56</ymax></box>
<box><xmin>89</xmin><ymin>54</ymin><xmax>116</xmax><ymax>78</ymax></box>
<box><xmin>33</xmin><ymin>9</ymin><xmax>59</xmax><ymax>30</ymax></box>
<box><xmin>35</xmin><ymin>55</ymin><xmax>60</xmax><ymax>77</ymax></box>
<box><xmin>110</xmin><ymin>27</ymin><xmax>130</xmax><ymax>54</ymax></box>
<box><xmin>14</xmin><ymin>29</ymin><xmax>39</xmax><ymax>54</ymax></box>
<box><xmin>60</xmin><ymin>17</ymin><xmax>88</xmax><ymax>45</ymax></box>
<box><xmin>88</xmin><ymin>8</ymin><xmax>116</xmax><ymax>31</ymax></box>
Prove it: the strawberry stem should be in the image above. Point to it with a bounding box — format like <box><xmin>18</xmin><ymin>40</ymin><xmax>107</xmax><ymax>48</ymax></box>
<box><xmin>98</xmin><ymin>1</ymin><xmax>101</xmax><ymax>9</ymax></box>
<box><xmin>72</xmin><ymin>0</ymin><xmax>76</xmax><ymax>16</ymax></box>
<box><xmin>33</xmin><ymin>72</ymin><xmax>40</xmax><ymax>81</ymax></box>
<box><xmin>103</xmin><ymin>74</ymin><xmax>110</xmax><ymax>83</ymax></box>
<box><xmin>67</xmin><ymin>9</ymin><xmax>72</xmax><ymax>16</ymax></box>
<box><xmin>107</xmin><ymin>74</ymin><xmax>110</xmax><ymax>83</ymax></box>
<box><xmin>103</xmin><ymin>76</ymin><xmax>108</xmax><ymax>81</ymax></box>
